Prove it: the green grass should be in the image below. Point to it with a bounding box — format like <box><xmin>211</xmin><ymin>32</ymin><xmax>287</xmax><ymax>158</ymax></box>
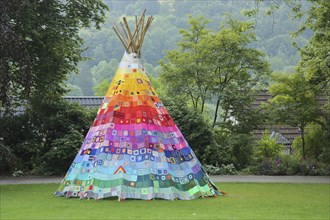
<box><xmin>1</xmin><ymin>183</ymin><xmax>329</xmax><ymax>219</ymax></box>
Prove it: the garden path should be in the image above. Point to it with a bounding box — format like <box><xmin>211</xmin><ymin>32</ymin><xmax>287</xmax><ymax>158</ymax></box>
<box><xmin>1</xmin><ymin>175</ymin><xmax>329</xmax><ymax>185</ymax></box>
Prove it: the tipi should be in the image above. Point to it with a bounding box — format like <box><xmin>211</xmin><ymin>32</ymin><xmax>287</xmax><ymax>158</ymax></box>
<box><xmin>55</xmin><ymin>10</ymin><xmax>220</xmax><ymax>201</ymax></box>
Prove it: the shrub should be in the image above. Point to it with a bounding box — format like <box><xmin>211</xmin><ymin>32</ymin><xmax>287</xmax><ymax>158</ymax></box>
<box><xmin>33</xmin><ymin>129</ymin><xmax>84</xmax><ymax>175</ymax></box>
<box><xmin>238</xmin><ymin>167</ymin><xmax>254</xmax><ymax>175</ymax></box>
<box><xmin>227</xmin><ymin>134</ymin><xmax>254</xmax><ymax>169</ymax></box>
<box><xmin>305</xmin><ymin>123</ymin><xmax>330</xmax><ymax>164</ymax></box>
<box><xmin>293</xmin><ymin>123</ymin><xmax>330</xmax><ymax>165</ymax></box>
<box><xmin>254</xmin><ymin>131</ymin><xmax>283</xmax><ymax>162</ymax></box>
<box><xmin>252</xmin><ymin>155</ymin><xmax>330</xmax><ymax>176</ymax></box>
<box><xmin>0</xmin><ymin>99</ymin><xmax>96</xmax><ymax>175</ymax></box>
<box><xmin>0</xmin><ymin>141</ymin><xmax>18</xmax><ymax>175</ymax></box>
<box><xmin>220</xmin><ymin>164</ymin><xmax>237</xmax><ymax>175</ymax></box>
<box><xmin>204</xmin><ymin>128</ymin><xmax>255</xmax><ymax>169</ymax></box>
<box><xmin>204</xmin><ymin>164</ymin><xmax>237</xmax><ymax>175</ymax></box>
<box><xmin>204</xmin><ymin>165</ymin><xmax>221</xmax><ymax>175</ymax></box>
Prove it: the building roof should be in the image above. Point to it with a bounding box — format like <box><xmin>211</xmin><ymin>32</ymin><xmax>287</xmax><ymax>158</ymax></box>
<box><xmin>253</xmin><ymin>125</ymin><xmax>301</xmax><ymax>144</ymax></box>
<box><xmin>251</xmin><ymin>90</ymin><xmax>301</xmax><ymax>145</ymax></box>
<box><xmin>270</xmin><ymin>131</ymin><xmax>291</xmax><ymax>145</ymax></box>
<box><xmin>251</xmin><ymin>89</ymin><xmax>328</xmax><ymax>108</ymax></box>
<box><xmin>251</xmin><ymin>90</ymin><xmax>272</xmax><ymax>109</ymax></box>
<box><xmin>64</xmin><ymin>96</ymin><xmax>104</xmax><ymax>109</ymax></box>
<box><xmin>252</xmin><ymin>90</ymin><xmax>328</xmax><ymax>145</ymax></box>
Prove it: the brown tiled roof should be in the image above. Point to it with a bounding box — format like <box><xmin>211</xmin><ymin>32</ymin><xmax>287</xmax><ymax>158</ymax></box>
<box><xmin>251</xmin><ymin>90</ymin><xmax>328</xmax><ymax>145</ymax></box>
<box><xmin>251</xmin><ymin>90</ymin><xmax>272</xmax><ymax>109</ymax></box>
<box><xmin>252</xmin><ymin>89</ymin><xmax>328</xmax><ymax>108</ymax></box>
<box><xmin>253</xmin><ymin>125</ymin><xmax>301</xmax><ymax>144</ymax></box>
<box><xmin>251</xmin><ymin>90</ymin><xmax>302</xmax><ymax>144</ymax></box>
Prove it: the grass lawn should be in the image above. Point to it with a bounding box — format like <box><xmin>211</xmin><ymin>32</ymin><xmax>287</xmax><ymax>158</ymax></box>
<box><xmin>0</xmin><ymin>183</ymin><xmax>329</xmax><ymax>219</ymax></box>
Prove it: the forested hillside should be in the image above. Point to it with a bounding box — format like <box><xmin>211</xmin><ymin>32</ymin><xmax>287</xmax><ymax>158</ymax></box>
<box><xmin>67</xmin><ymin>0</ymin><xmax>311</xmax><ymax>96</ymax></box>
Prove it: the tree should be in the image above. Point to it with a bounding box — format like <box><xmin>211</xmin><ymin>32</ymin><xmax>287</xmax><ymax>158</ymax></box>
<box><xmin>220</xmin><ymin>83</ymin><xmax>267</xmax><ymax>134</ymax></box>
<box><xmin>292</xmin><ymin>0</ymin><xmax>329</xmax><ymax>162</ymax></box>
<box><xmin>160</xmin><ymin>16</ymin><xmax>212</xmax><ymax>113</ymax></box>
<box><xmin>267</xmin><ymin>72</ymin><xmax>322</xmax><ymax>159</ymax></box>
<box><xmin>0</xmin><ymin>0</ymin><xmax>108</xmax><ymax>113</ymax></box>
<box><xmin>251</xmin><ymin>0</ymin><xmax>330</xmax><ymax>90</ymax></box>
<box><xmin>295</xmin><ymin>0</ymin><xmax>330</xmax><ymax>92</ymax></box>
<box><xmin>161</xmin><ymin>16</ymin><xmax>270</xmax><ymax>125</ymax></box>
<box><xmin>159</xmin><ymin>15</ymin><xmax>270</xmax><ymax>168</ymax></box>
<box><xmin>203</xmin><ymin>17</ymin><xmax>270</xmax><ymax>127</ymax></box>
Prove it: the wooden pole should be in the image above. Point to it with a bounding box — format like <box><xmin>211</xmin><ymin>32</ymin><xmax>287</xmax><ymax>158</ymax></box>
<box><xmin>123</xmin><ymin>17</ymin><xmax>138</xmax><ymax>53</ymax></box>
<box><xmin>137</xmin><ymin>16</ymin><xmax>154</xmax><ymax>54</ymax></box>
<box><xmin>120</xmin><ymin>21</ymin><xmax>129</xmax><ymax>44</ymax></box>
<box><xmin>128</xmin><ymin>14</ymin><xmax>145</xmax><ymax>52</ymax></box>
<box><xmin>113</xmin><ymin>27</ymin><xmax>128</xmax><ymax>51</ymax></box>
<box><xmin>125</xmin><ymin>9</ymin><xmax>146</xmax><ymax>53</ymax></box>
<box><xmin>137</xmin><ymin>14</ymin><xmax>145</xmax><ymax>50</ymax></box>
<box><xmin>112</xmin><ymin>9</ymin><xmax>152</xmax><ymax>55</ymax></box>
<box><xmin>115</xmin><ymin>23</ymin><xmax>128</xmax><ymax>45</ymax></box>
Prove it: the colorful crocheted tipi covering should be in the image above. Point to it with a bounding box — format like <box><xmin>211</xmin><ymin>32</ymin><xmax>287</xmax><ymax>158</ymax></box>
<box><xmin>55</xmin><ymin>11</ymin><xmax>220</xmax><ymax>201</ymax></box>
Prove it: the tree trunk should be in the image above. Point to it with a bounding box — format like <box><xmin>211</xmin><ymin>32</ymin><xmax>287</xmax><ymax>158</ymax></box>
<box><xmin>190</xmin><ymin>95</ymin><xmax>196</xmax><ymax>110</ymax></box>
<box><xmin>201</xmin><ymin>96</ymin><xmax>205</xmax><ymax>114</ymax></box>
<box><xmin>195</xmin><ymin>96</ymin><xmax>199</xmax><ymax>110</ymax></box>
<box><xmin>212</xmin><ymin>99</ymin><xmax>220</xmax><ymax>128</ymax></box>
<box><xmin>301</xmin><ymin>126</ymin><xmax>306</xmax><ymax>160</ymax></box>
<box><xmin>0</xmin><ymin>60</ymin><xmax>10</xmax><ymax>114</ymax></box>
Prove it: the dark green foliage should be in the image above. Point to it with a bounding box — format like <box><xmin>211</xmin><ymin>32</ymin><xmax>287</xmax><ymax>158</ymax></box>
<box><xmin>204</xmin><ymin>130</ymin><xmax>255</xmax><ymax>169</ymax></box>
<box><xmin>0</xmin><ymin>140</ymin><xmax>17</xmax><ymax>174</ymax></box>
<box><xmin>161</xmin><ymin>96</ymin><xmax>215</xmax><ymax>162</ymax></box>
<box><xmin>0</xmin><ymin>113</ymin><xmax>36</xmax><ymax>171</ymax></box>
<box><xmin>0</xmin><ymin>100</ymin><xmax>96</xmax><ymax>175</ymax></box>
<box><xmin>205</xmin><ymin>155</ymin><xmax>330</xmax><ymax>176</ymax></box>
<box><xmin>0</xmin><ymin>0</ymin><xmax>107</xmax><ymax>175</ymax></box>
<box><xmin>38</xmin><ymin>129</ymin><xmax>84</xmax><ymax>175</ymax></box>
<box><xmin>0</xmin><ymin>0</ymin><xmax>108</xmax><ymax>112</ymax></box>
<box><xmin>228</xmin><ymin>134</ymin><xmax>255</xmax><ymax>169</ymax></box>
<box><xmin>296</xmin><ymin>123</ymin><xmax>330</xmax><ymax>165</ymax></box>
<box><xmin>219</xmin><ymin>87</ymin><xmax>268</xmax><ymax>134</ymax></box>
<box><xmin>203</xmin><ymin>130</ymin><xmax>232</xmax><ymax>167</ymax></box>
<box><xmin>250</xmin><ymin>130</ymin><xmax>330</xmax><ymax>176</ymax></box>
